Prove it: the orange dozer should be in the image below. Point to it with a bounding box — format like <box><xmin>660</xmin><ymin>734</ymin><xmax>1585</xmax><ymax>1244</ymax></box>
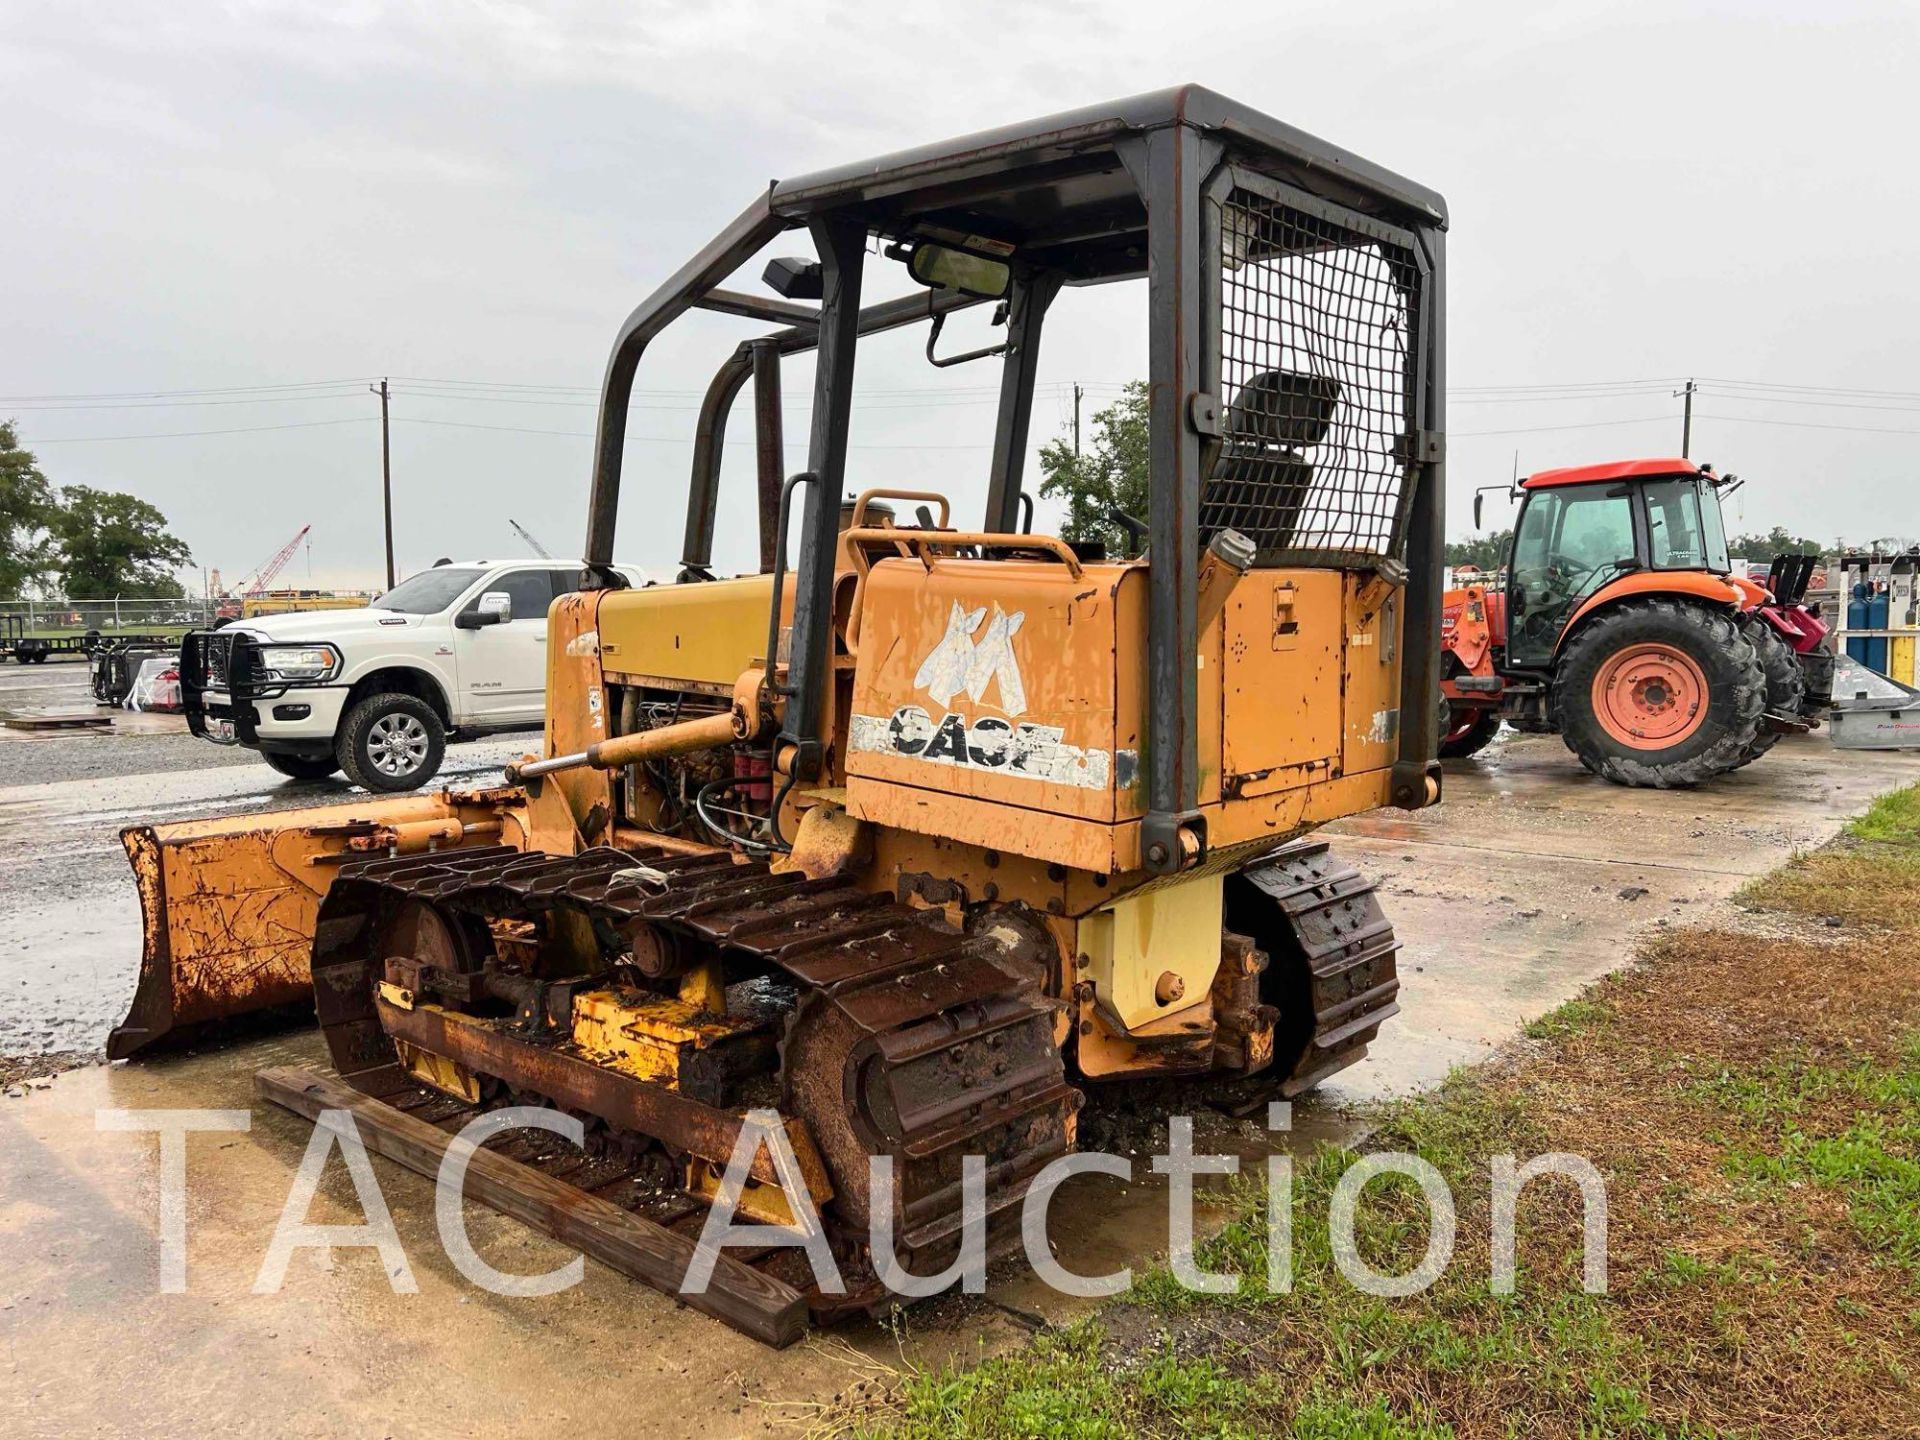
<box><xmin>106</xmin><ymin>87</ymin><xmax>1450</xmax><ymax>1319</ymax></box>
<box><xmin>1440</xmin><ymin>458</ymin><xmax>1810</xmax><ymax>787</ymax></box>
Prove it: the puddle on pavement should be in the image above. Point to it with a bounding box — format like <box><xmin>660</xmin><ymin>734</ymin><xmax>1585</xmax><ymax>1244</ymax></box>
<box><xmin>0</xmin><ymin>886</ymin><xmax>142</xmax><ymax>1058</ymax></box>
<box><xmin>0</xmin><ymin>740</ymin><xmax>523</xmax><ymax>1060</ymax></box>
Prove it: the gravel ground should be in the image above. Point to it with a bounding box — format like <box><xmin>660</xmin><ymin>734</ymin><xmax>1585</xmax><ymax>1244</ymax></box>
<box><xmin>0</xmin><ymin>659</ymin><xmax>262</xmax><ymax>783</ymax></box>
<box><xmin>1</xmin><ymin>729</ymin><xmax>264</xmax><ymax>784</ymax></box>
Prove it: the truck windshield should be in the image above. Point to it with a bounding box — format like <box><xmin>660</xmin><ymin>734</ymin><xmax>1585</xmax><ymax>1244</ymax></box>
<box><xmin>371</xmin><ymin>567</ymin><xmax>486</xmax><ymax>614</ymax></box>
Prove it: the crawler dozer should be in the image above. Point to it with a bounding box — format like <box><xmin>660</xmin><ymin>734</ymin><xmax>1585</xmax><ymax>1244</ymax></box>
<box><xmin>114</xmin><ymin>87</ymin><xmax>1447</xmax><ymax>1299</ymax></box>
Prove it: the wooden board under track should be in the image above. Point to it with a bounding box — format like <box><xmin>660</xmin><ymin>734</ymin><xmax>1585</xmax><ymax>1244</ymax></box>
<box><xmin>255</xmin><ymin>1065</ymin><xmax>812</xmax><ymax>1347</ymax></box>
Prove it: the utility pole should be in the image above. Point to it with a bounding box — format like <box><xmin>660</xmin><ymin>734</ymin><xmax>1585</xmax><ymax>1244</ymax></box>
<box><xmin>1674</xmin><ymin>378</ymin><xmax>1697</xmax><ymax>459</ymax></box>
<box><xmin>1072</xmin><ymin>383</ymin><xmax>1083</xmax><ymax>458</ymax></box>
<box><xmin>370</xmin><ymin>378</ymin><xmax>396</xmax><ymax>588</ymax></box>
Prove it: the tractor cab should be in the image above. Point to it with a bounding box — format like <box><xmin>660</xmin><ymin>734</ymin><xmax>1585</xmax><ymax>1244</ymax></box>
<box><xmin>1503</xmin><ymin>459</ymin><xmax>1733</xmax><ymax>669</ymax></box>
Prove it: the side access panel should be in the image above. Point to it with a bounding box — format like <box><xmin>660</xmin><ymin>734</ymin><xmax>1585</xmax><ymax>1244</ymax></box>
<box><xmin>844</xmin><ymin>557</ymin><xmax>1135</xmax><ymax>870</ymax></box>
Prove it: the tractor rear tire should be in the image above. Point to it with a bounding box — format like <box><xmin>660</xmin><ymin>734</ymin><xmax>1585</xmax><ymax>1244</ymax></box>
<box><xmin>1729</xmin><ymin>623</ymin><xmax>1807</xmax><ymax>769</ymax></box>
<box><xmin>1439</xmin><ymin>707</ymin><xmax>1502</xmax><ymax>759</ymax></box>
<box><xmin>1554</xmin><ymin>599</ymin><xmax>1764</xmax><ymax>788</ymax></box>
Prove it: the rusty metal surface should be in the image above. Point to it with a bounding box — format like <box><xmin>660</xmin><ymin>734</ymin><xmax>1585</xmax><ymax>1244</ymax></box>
<box><xmin>306</xmin><ymin>841</ymin><xmax>1079</xmax><ymax>1278</ymax></box>
<box><xmin>373</xmin><ymin>997</ymin><xmax>832</xmax><ymax>1197</ymax></box>
<box><xmin>109</xmin><ymin>790</ymin><xmax>527</xmax><ymax>1059</ymax></box>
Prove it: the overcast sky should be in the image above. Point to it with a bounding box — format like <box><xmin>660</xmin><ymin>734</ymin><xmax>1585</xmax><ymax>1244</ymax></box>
<box><xmin>5</xmin><ymin>1</ymin><xmax>1916</xmax><ymax>591</ymax></box>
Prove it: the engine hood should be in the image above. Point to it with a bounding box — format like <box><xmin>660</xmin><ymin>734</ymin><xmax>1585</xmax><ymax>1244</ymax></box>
<box><xmin>231</xmin><ymin>608</ymin><xmax>413</xmax><ymax>643</ymax></box>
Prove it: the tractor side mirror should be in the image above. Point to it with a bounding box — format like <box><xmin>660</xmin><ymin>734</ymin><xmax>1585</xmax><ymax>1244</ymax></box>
<box><xmin>1473</xmin><ymin>492</ymin><xmax>1484</xmax><ymax>529</ymax></box>
<box><xmin>457</xmin><ymin>592</ymin><xmax>512</xmax><ymax>629</ymax></box>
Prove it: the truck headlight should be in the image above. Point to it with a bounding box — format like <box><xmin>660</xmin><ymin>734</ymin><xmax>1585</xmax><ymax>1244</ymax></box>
<box><xmin>256</xmin><ymin>643</ymin><xmax>341</xmax><ymax>683</ymax></box>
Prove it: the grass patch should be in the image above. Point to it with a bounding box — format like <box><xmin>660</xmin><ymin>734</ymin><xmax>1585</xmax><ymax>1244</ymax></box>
<box><xmin>1524</xmin><ymin>997</ymin><xmax>1614</xmax><ymax>1041</ymax></box>
<box><xmin>1845</xmin><ymin>785</ymin><xmax>1920</xmax><ymax>846</ymax></box>
<box><xmin>852</xmin><ymin>787</ymin><xmax>1920</xmax><ymax>1439</ymax></box>
<box><xmin>1739</xmin><ymin>782</ymin><xmax>1920</xmax><ymax>924</ymax></box>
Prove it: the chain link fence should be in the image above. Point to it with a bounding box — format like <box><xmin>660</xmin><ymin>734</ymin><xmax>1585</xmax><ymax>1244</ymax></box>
<box><xmin>0</xmin><ymin>596</ymin><xmax>219</xmax><ymax>635</ymax></box>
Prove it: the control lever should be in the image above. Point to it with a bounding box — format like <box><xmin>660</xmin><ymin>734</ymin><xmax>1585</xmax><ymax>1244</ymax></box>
<box><xmin>1107</xmin><ymin>508</ymin><xmax>1149</xmax><ymax>558</ymax></box>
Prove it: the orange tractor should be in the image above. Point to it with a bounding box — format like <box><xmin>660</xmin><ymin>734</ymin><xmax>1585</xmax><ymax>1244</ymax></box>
<box><xmin>1441</xmin><ymin>458</ymin><xmax>1810</xmax><ymax>786</ymax></box>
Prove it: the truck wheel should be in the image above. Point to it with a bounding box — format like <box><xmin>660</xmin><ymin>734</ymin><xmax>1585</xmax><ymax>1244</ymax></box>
<box><xmin>1554</xmin><ymin>599</ymin><xmax>1764</xmax><ymax>788</ymax></box>
<box><xmin>262</xmin><ymin>752</ymin><xmax>342</xmax><ymax>783</ymax></box>
<box><xmin>1728</xmin><ymin>623</ymin><xmax>1807</xmax><ymax>769</ymax></box>
<box><xmin>1439</xmin><ymin>707</ymin><xmax>1502</xmax><ymax>759</ymax></box>
<box><xmin>336</xmin><ymin>693</ymin><xmax>445</xmax><ymax>792</ymax></box>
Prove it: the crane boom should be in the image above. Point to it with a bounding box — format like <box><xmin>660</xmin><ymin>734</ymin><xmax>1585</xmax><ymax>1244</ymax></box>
<box><xmin>239</xmin><ymin>524</ymin><xmax>312</xmax><ymax>595</ymax></box>
<box><xmin>509</xmin><ymin>519</ymin><xmax>553</xmax><ymax>559</ymax></box>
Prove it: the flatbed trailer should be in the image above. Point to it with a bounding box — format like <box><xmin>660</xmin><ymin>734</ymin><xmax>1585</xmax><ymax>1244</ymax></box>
<box><xmin>1</xmin><ymin>618</ymin><xmax>178</xmax><ymax>664</ymax></box>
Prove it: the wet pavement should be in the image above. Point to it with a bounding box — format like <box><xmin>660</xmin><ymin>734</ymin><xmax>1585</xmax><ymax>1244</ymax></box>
<box><xmin>1</xmin><ymin>720</ymin><xmax>1917</xmax><ymax>1437</ymax></box>
<box><xmin>0</xmin><ymin>660</ymin><xmax>531</xmax><ymax>1059</ymax></box>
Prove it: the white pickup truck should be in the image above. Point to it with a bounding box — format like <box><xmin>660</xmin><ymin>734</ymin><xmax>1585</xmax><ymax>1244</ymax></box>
<box><xmin>179</xmin><ymin>559</ymin><xmax>646</xmax><ymax>790</ymax></box>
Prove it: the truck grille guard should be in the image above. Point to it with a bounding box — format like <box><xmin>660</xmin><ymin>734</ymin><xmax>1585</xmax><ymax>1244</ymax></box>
<box><xmin>178</xmin><ymin>629</ymin><xmax>271</xmax><ymax>738</ymax></box>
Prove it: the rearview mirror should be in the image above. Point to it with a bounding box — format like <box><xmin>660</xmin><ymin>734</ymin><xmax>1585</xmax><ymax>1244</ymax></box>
<box><xmin>907</xmin><ymin>243</ymin><xmax>1010</xmax><ymax>299</ymax></box>
<box><xmin>1473</xmin><ymin>493</ymin><xmax>1484</xmax><ymax>529</ymax></box>
<box><xmin>456</xmin><ymin>591</ymin><xmax>512</xmax><ymax>629</ymax></box>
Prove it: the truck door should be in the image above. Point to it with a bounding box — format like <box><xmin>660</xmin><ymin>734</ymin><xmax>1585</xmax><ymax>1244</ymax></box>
<box><xmin>453</xmin><ymin>568</ymin><xmax>554</xmax><ymax>724</ymax></box>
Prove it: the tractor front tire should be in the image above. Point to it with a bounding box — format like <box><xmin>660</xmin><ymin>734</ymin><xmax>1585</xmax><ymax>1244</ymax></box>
<box><xmin>1439</xmin><ymin>707</ymin><xmax>1502</xmax><ymax>759</ymax></box>
<box><xmin>1555</xmin><ymin>600</ymin><xmax>1764</xmax><ymax>788</ymax></box>
<box><xmin>1729</xmin><ymin>623</ymin><xmax>1807</xmax><ymax>769</ymax></box>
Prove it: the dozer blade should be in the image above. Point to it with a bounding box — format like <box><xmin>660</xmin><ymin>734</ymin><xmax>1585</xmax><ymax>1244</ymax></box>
<box><xmin>109</xmin><ymin>788</ymin><xmax>525</xmax><ymax>1060</ymax></box>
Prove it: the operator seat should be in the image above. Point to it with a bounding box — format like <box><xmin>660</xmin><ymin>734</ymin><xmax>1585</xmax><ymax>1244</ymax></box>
<box><xmin>1204</xmin><ymin>369</ymin><xmax>1341</xmax><ymax>553</ymax></box>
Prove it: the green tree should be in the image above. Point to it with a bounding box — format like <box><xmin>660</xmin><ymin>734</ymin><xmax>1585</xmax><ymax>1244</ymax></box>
<box><xmin>1444</xmin><ymin>530</ymin><xmax>1512</xmax><ymax>570</ymax></box>
<box><xmin>52</xmin><ymin>484</ymin><xmax>192</xmax><ymax>599</ymax></box>
<box><xmin>1037</xmin><ymin>381</ymin><xmax>1150</xmax><ymax>556</ymax></box>
<box><xmin>0</xmin><ymin>421</ymin><xmax>58</xmax><ymax>596</ymax></box>
<box><xmin>1726</xmin><ymin>525</ymin><xmax>1825</xmax><ymax>561</ymax></box>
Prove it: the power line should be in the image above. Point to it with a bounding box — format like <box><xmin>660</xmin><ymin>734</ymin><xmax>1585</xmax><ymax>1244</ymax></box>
<box><xmin>1696</xmin><ymin>376</ymin><xmax>1920</xmax><ymax>401</ymax></box>
<box><xmin>12</xmin><ymin>369</ymin><xmax>1920</xmax><ymax>405</ymax></box>
<box><xmin>1692</xmin><ymin>411</ymin><xmax>1920</xmax><ymax>437</ymax></box>
<box><xmin>0</xmin><ymin>379</ymin><xmax>372</xmax><ymax>403</ymax></box>
<box><xmin>21</xmin><ymin>417</ymin><xmax>373</xmax><ymax>443</ymax></box>
<box><xmin>1449</xmin><ymin>388</ymin><xmax>1676</xmax><ymax>406</ymax></box>
<box><xmin>1452</xmin><ymin>414</ymin><xmax>1676</xmax><ymax>438</ymax></box>
<box><xmin>3</xmin><ymin>390</ymin><xmax>369</xmax><ymax>412</ymax></box>
<box><xmin>1697</xmin><ymin>387</ymin><xmax>1920</xmax><ymax>414</ymax></box>
<box><xmin>393</xmin><ymin>415</ymin><xmax>991</xmax><ymax>450</ymax></box>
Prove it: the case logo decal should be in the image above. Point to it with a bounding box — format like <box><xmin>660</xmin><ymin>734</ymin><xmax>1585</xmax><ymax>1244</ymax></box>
<box><xmin>913</xmin><ymin>602</ymin><xmax>1027</xmax><ymax>716</ymax></box>
<box><xmin>850</xmin><ymin>599</ymin><xmax>1133</xmax><ymax>791</ymax></box>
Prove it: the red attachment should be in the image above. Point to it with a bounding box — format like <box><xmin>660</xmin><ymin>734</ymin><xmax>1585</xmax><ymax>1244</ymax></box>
<box><xmin>732</xmin><ymin>748</ymin><xmax>772</xmax><ymax>806</ymax></box>
<box><xmin>1521</xmin><ymin>458</ymin><xmax>1698</xmax><ymax>490</ymax></box>
<box><xmin>1757</xmin><ymin>601</ymin><xmax>1830</xmax><ymax>656</ymax></box>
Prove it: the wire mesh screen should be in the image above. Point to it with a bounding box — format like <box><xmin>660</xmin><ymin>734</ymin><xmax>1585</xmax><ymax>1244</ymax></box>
<box><xmin>1205</xmin><ymin>188</ymin><xmax>1423</xmax><ymax>560</ymax></box>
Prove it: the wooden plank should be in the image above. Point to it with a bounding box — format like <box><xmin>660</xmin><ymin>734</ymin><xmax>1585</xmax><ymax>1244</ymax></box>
<box><xmin>3</xmin><ymin>712</ymin><xmax>113</xmax><ymax>731</ymax></box>
<box><xmin>256</xmin><ymin>1065</ymin><xmax>808</xmax><ymax>1348</ymax></box>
